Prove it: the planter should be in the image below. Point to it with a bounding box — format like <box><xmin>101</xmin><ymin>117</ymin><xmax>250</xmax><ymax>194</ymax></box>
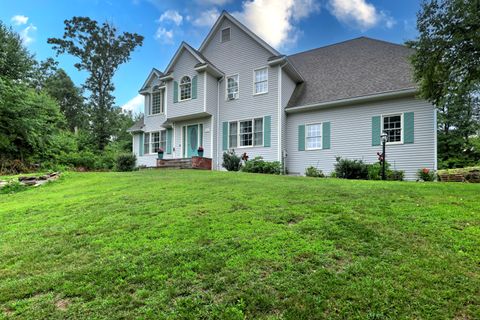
<box><xmin>157</xmin><ymin>152</ymin><xmax>164</xmax><ymax>159</ymax></box>
<box><xmin>198</xmin><ymin>151</ymin><xmax>204</xmax><ymax>157</ymax></box>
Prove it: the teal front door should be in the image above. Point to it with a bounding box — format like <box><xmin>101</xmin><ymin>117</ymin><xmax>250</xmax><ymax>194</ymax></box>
<box><xmin>186</xmin><ymin>125</ymin><xmax>199</xmax><ymax>157</ymax></box>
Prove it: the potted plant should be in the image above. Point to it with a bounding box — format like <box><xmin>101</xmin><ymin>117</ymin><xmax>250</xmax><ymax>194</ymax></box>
<box><xmin>157</xmin><ymin>147</ymin><xmax>164</xmax><ymax>159</ymax></box>
<box><xmin>197</xmin><ymin>146</ymin><xmax>204</xmax><ymax>157</ymax></box>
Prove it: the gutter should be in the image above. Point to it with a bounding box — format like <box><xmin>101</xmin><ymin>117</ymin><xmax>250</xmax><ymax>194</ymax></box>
<box><xmin>285</xmin><ymin>88</ymin><xmax>418</xmax><ymax>113</ymax></box>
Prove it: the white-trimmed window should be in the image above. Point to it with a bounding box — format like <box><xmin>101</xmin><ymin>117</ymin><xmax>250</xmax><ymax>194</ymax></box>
<box><xmin>306</xmin><ymin>123</ymin><xmax>322</xmax><ymax>150</ymax></box>
<box><xmin>221</xmin><ymin>28</ymin><xmax>231</xmax><ymax>43</ymax></box>
<box><xmin>151</xmin><ymin>90</ymin><xmax>164</xmax><ymax>115</ymax></box>
<box><xmin>383</xmin><ymin>114</ymin><xmax>402</xmax><ymax>143</ymax></box>
<box><xmin>180</xmin><ymin>76</ymin><xmax>191</xmax><ymax>101</ymax></box>
<box><xmin>229</xmin><ymin>118</ymin><xmax>263</xmax><ymax>148</ymax></box>
<box><xmin>254</xmin><ymin>68</ymin><xmax>268</xmax><ymax>94</ymax></box>
<box><xmin>146</xmin><ymin>131</ymin><xmax>166</xmax><ymax>153</ymax></box>
<box><xmin>226</xmin><ymin>75</ymin><xmax>239</xmax><ymax>100</ymax></box>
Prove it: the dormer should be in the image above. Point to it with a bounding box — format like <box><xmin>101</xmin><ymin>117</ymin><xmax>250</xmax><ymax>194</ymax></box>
<box><xmin>139</xmin><ymin>68</ymin><xmax>166</xmax><ymax>117</ymax></box>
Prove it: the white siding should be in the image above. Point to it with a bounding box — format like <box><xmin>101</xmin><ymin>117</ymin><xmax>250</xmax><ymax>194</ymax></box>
<box><xmin>201</xmin><ymin>18</ymin><xmax>280</xmax><ymax>165</ymax></box>
<box><xmin>167</xmin><ymin>50</ymin><xmax>205</xmax><ymax>119</ymax></box>
<box><xmin>281</xmin><ymin>69</ymin><xmax>297</xmax><ymax>165</ymax></box>
<box><xmin>286</xmin><ymin>97</ymin><xmax>436</xmax><ymax>180</ymax></box>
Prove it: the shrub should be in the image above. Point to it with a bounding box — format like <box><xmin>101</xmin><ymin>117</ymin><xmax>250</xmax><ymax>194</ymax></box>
<box><xmin>417</xmin><ymin>168</ymin><xmax>436</xmax><ymax>181</ymax></box>
<box><xmin>222</xmin><ymin>150</ymin><xmax>242</xmax><ymax>171</ymax></box>
<box><xmin>57</xmin><ymin>151</ymin><xmax>96</xmax><ymax>170</ymax></box>
<box><xmin>334</xmin><ymin>157</ymin><xmax>369</xmax><ymax>180</ymax></box>
<box><xmin>305</xmin><ymin>166</ymin><xmax>325</xmax><ymax>177</ymax></box>
<box><xmin>116</xmin><ymin>153</ymin><xmax>137</xmax><ymax>172</ymax></box>
<box><xmin>387</xmin><ymin>170</ymin><xmax>405</xmax><ymax>181</ymax></box>
<box><xmin>242</xmin><ymin>157</ymin><xmax>281</xmax><ymax>174</ymax></box>
<box><xmin>95</xmin><ymin>153</ymin><xmax>116</xmax><ymax>170</ymax></box>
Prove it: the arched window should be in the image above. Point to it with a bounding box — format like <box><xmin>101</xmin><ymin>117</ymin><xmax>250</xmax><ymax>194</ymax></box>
<box><xmin>180</xmin><ymin>76</ymin><xmax>192</xmax><ymax>101</ymax></box>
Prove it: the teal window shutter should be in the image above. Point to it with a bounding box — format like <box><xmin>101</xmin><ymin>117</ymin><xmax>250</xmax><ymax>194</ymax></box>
<box><xmin>322</xmin><ymin>122</ymin><xmax>331</xmax><ymax>149</ymax></box>
<box><xmin>139</xmin><ymin>133</ymin><xmax>144</xmax><ymax>156</ymax></box>
<box><xmin>173</xmin><ymin>81</ymin><xmax>178</xmax><ymax>103</ymax></box>
<box><xmin>372</xmin><ymin>116</ymin><xmax>381</xmax><ymax>146</ymax></box>
<box><xmin>298</xmin><ymin>125</ymin><xmax>305</xmax><ymax>151</ymax></box>
<box><xmin>166</xmin><ymin>128</ymin><xmax>173</xmax><ymax>154</ymax></box>
<box><xmin>263</xmin><ymin>116</ymin><xmax>271</xmax><ymax>147</ymax></box>
<box><xmin>222</xmin><ymin>122</ymin><xmax>228</xmax><ymax>151</ymax></box>
<box><xmin>199</xmin><ymin>123</ymin><xmax>203</xmax><ymax>147</ymax></box>
<box><xmin>404</xmin><ymin>112</ymin><xmax>414</xmax><ymax>144</ymax></box>
<box><xmin>191</xmin><ymin>75</ymin><xmax>197</xmax><ymax>99</ymax></box>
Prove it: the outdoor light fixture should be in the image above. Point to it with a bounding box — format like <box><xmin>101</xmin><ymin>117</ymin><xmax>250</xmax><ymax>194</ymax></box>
<box><xmin>380</xmin><ymin>131</ymin><xmax>388</xmax><ymax>180</ymax></box>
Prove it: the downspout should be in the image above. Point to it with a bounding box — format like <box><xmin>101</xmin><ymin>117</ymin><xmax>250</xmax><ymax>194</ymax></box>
<box><xmin>216</xmin><ymin>77</ymin><xmax>223</xmax><ymax>170</ymax></box>
<box><xmin>278</xmin><ymin>62</ymin><xmax>287</xmax><ymax>174</ymax></box>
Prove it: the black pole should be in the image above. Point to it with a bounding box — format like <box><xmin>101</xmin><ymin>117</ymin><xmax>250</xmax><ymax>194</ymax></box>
<box><xmin>382</xmin><ymin>139</ymin><xmax>386</xmax><ymax>181</ymax></box>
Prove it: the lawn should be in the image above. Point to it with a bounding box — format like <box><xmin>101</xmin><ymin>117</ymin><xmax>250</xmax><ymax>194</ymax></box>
<box><xmin>0</xmin><ymin>170</ymin><xmax>479</xmax><ymax>319</ymax></box>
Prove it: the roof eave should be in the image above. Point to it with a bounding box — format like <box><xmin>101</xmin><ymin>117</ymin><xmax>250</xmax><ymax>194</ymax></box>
<box><xmin>286</xmin><ymin>88</ymin><xmax>418</xmax><ymax>113</ymax></box>
<box><xmin>194</xmin><ymin>63</ymin><xmax>224</xmax><ymax>78</ymax></box>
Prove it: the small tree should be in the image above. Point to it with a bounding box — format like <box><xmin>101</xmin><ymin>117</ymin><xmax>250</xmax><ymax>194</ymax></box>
<box><xmin>222</xmin><ymin>150</ymin><xmax>242</xmax><ymax>171</ymax></box>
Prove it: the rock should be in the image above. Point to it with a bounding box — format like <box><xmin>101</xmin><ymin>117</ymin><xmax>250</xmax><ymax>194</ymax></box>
<box><xmin>18</xmin><ymin>176</ymin><xmax>36</xmax><ymax>182</ymax></box>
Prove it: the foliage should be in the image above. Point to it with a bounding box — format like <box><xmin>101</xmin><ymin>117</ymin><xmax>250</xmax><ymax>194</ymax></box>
<box><xmin>417</xmin><ymin>168</ymin><xmax>436</xmax><ymax>182</ymax></box>
<box><xmin>334</xmin><ymin>157</ymin><xmax>369</xmax><ymax>180</ymax></box>
<box><xmin>0</xmin><ymin>21</ymin><xmax>34</xmax><ymax>81</ymax></box>
<box><xmin>222</xmin><ymin>150</ymin><xmax>242</xmax><ymax>171</ymax></box>
<box><xmin>242</xmin><ymin>156</ymin><xmax>281</xmax><ymax>174</ymax></box>
<box><xmin>407</xmin><ymin>0</ymin><xmax>480</xmax><ymax>168</ymax></box>
<box><xmin>387</xmin><ymin>170</ymin><xmax>405</xmax><ymax>181</ymax></box>
<box><xmin>305</xmin><ymin>166</ymin><xmax>325</xmax><ymax>178</ymax></box>
<box><xmin>0</xmin><ymin>78</ymin><xmax>65</xmax><ymax>162</ymax></box>
<box><xmin>43</xmin><ymin>68</ymin><xmax>88</xmax><ymax>132</ymax></box>
<box><xmin>0</xmin><ymin>170</ymin><xmax>479</xmax><ymax>318</ymax></box>
<box><xmin>115</xmin><ymin>153</ymin><xmax>137</xmax><ymax>172</ymax></box>
<box><xmin>48</xmin><ymin>17</ymin><xmax>144</xmax><ymax>150</ymax></box>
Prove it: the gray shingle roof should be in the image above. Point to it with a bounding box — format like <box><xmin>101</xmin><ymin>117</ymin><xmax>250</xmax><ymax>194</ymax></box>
<box><xmin>286</xmin><ymin>37</ymin><xmax>417</xmax><ymax>108</ymax></box>
<box><xmin>127</xmin><ymin>117</ymin><xmax>144</xmax><ymax>132</ymax></box>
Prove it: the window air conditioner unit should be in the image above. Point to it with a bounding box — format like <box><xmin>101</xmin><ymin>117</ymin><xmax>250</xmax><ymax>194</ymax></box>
<box><xmin>228</xmin><ymin>93</ymin><xmax>236</xmax><ymax>100</ymax></box>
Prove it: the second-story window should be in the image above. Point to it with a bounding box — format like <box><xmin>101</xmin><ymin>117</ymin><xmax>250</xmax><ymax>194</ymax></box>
<box><xmin>221</xmin><ymin>28</ymin><xmax>231</xmax><ymax>42</ymax></box>
<box><xmin>151</xmin><ymin>90</ymin><xmax>164</xmax><ymax>115</ymax></box>
<box><xmin>226</xmin><ymin>75</ymin><xmax>239</xmax><ymax>100</ymax></box>
<box><xmin>254</xmin><ymin>67</ymin><xmax>268</xmax><ymax>94</ymax></box>
<box><xmin>180</xmin><ymin>76</ymin><xmax>191</xmax><ymax>101</ymax></box>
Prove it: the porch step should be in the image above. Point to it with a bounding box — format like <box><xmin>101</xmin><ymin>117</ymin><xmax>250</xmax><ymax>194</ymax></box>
<box><xmin>156</xmin><ymin>157</ymin><xmax>212</xmax><ymax>170</ymax></box>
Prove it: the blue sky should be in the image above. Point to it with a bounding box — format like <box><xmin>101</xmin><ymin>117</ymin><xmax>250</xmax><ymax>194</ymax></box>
<box><xmin>1</xmin><ymin>0</ymin><xmax>421</xmax><ymax>113</ymax></box>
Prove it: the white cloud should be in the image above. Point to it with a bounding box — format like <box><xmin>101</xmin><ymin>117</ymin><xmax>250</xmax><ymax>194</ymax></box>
<box><xmin>20</xmin><ymin>23</ymin><xmax>37</xmax><ymax>45</ymax></box>
<box><xmin>232</xmin><ymin>0</ymin><xmax>320</xmax><ymax>49</ymax></box>
<box><xmin>121</xmin><ymin>94</ymin><xmax>144</xmax><ymax>114</ymax></box>
<box><xmin>328</xmin><ymin>0</ymin><xmax>395</xmax><ymax>30</ymax></box>
<box><xmin>192</xmin><ymin>8</ymin><xmax>221</xmax><ymax>27</ymax></box>
<box><xmin>159</xmin><ymin>10</ymin><xmax>183</xmax><ymax>26</ymax></box>
<box><xmin>155</xmin><ymin>27</ymin><xmax>174</xmax><ymax>44</ymax></box>
<box><xmin>11</xmin><ymin>15</ymin><xmax>28</xmax><ymax>26</ymax></box>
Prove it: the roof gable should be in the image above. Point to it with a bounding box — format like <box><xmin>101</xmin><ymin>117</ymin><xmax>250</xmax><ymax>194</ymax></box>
<box><xmin>164</xmin><ymin>42</ymin><xmax>206</xmax><ymax>74</ymax></box>
<box><xmin>139</xmin><ymin>68</ymin><xmax>163</xmax><ymax>92</ymax></box>
<box><xmin>198</xmin><ymin>11</ymin><xmax>280</xmax><ymax>57</ymax></box>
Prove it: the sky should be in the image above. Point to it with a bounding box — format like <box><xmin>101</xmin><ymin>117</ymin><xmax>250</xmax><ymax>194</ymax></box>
<box><xmin>1</xmin><ymin>0</ymin><xmax>422</xmax><ymax>114</ymax></box>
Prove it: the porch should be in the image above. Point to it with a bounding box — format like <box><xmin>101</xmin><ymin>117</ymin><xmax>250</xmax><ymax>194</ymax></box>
<box><xmin>156</xmin><ymin>156</ymin><xmax>212</xmax><ymax>170</ymax></box>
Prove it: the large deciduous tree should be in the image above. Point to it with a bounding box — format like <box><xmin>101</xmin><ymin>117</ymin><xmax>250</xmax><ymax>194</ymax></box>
<box><xmin>408</xmin><ymin>0</ymin><xmax>480</xmax><ymax>168</ymax></box>
<box><xmin>0</xmin><ymin>21</ymin><xmax>34</xmax><ymax>82</ymax></box>
<box><xmin>48</xmin><ymin>17</ymin><xmax>144</xmax><ymax>150</ymax></box>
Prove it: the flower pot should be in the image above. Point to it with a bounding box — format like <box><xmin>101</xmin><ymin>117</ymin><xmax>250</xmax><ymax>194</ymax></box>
<box><xmin>157</xmin><ymin>152</ymin><xmax>164</xmax><ymax>159</ymax></box>
<box><xmin>198</xmin><ymin>151</ymin><xmax>204</xmax><ymax>157</ymax></box>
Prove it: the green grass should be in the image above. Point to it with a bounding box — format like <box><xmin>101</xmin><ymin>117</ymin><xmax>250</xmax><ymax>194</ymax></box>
<box><xmin>0</xmin><ymin>170</ymin><xmax>479</xmax><ymax>319</ymax></box>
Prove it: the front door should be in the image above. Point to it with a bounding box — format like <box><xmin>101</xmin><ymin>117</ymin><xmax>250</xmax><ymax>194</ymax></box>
<box><xmin>186</xmin><ymin>124</ymin><xmax>199</xmax><ymax>157</ymax></box>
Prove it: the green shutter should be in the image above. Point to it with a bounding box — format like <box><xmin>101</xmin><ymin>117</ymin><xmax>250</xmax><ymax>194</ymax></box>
<box><xmin>166</xmin><ymin>128</ymin><xmax>173</xmax><ymax>154</ymax></box>
<box><xmin>139</xmin><ymin>133</ymin><xmax>144</xmax><ymax>156</ymax></box>
<box><xmin>263</xmin><ymin>116</ymin><xmax>271</xmax><ymax>147</ymax></box>
<box><xmin>222</xmin><ymin>122</ymin><xmax>228</xmax><ymax>150</ymax></box>
<box><xmin>182</xmin><ymin>126</ymin><xmax>186</xmax><ymax>157</ymax></box>
<box><xmin>173</xmin><ymin>81</ymin><xmax>178</xmax><ymax>103</ymax></box>
<box><xmin>298</xmin><ymin>125</ymin><xmax>305</xmax><ymax>151</ymax></box>
<box><xmin>404</xmin><ymin>112</ymin><xmax>414</xmax><ymax>144</ymax></box>
<box><xmin>372</xmin><ymin>116</ymin><xmax>381</xmax><ymax>146</ymax></box>
<box><xmin>322</xmin><ymin>122</ymin><xmax>331</xmax><ymax>149</ymax></box>
<box><xmin>199</xmin><ymin>124</ymin><xmax>203</xmax><ymax>147</ymax></box>
<box><xmin>192</xmin><ymin>75</ymin><xmax>197</xmax><ymax>99</ymax></box>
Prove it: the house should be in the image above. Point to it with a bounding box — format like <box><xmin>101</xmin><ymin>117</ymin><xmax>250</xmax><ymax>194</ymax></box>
<box><xmin>128</xmin><ymin>11</ymin><xmax>437</xmax><ymax>180</ymax></box>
